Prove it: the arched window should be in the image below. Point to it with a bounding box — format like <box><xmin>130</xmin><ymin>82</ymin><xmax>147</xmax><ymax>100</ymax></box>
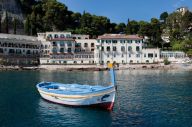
<box><xmin>60</xmin><ymin>34</ymin><xmax>65</xmax><ymax>38</ymax></box>
<box><xmin>54</xmin><ymin>34</ymin><xmax>59</xmax><ymax>38</ymax></box>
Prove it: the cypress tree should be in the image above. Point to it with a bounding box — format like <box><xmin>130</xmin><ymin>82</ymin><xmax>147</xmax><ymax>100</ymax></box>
<box><xmin>5</xmin><ymin>11</ymin><xmax>9</xmax><ymax>33</ymax></box>
<box><xmin>24</xmin><ymin>16</ymin><xmax>31</xmax><ymax>35</ymax></box>
<box><xmin>13</xmin><ymin>18</ymin><xmax>17</xmax><ymax>34</ymax></box>
<box><xmin>0</xmin><ymin>15</ymin><xmax>1</xmax><ymax>33</ymax></box>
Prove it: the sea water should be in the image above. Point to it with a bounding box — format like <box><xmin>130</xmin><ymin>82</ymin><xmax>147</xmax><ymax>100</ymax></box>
<box><xmin>0</xmin><ymin>70</ymin><xmax>191</xmax><ymax>127</ymax></box>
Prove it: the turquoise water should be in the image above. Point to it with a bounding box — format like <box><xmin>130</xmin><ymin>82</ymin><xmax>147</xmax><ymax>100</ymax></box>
<box><xmin>0</xmin><ymin>70</ymin><xmax>191</xmax><ymax>127</ymax></box>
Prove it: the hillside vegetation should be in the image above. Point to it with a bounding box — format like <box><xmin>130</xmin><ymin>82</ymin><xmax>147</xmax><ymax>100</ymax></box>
<box><xmin>2</xmin><ymin>0</ymin><xmax>192</xmax><ymax>56</ymax></box>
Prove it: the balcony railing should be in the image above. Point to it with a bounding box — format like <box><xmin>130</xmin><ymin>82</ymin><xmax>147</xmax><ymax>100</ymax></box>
<box><xmin>41</xmin><ymin>53</ymin><xmax>94</xmax><ymax>60</ymax></box>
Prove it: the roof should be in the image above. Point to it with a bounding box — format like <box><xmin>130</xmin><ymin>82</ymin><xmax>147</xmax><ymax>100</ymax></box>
<box><xmin>98</xmin><ymin>34</ymin><xmax>143</xmax><ymax>40</ymax></box>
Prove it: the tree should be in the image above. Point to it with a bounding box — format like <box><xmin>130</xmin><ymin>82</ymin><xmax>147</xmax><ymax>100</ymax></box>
<box><xmin>42</xmin><ymin>0</ymin><xmax>70</xmax><ymax>31</ymax></box>
<box><xmin>0</xmin><ymin>15</ymin><xmax>1</xmax><ymax>33</ymax></box>
<box><xmin>160</xmin><ymin>12</ymin><xmax>168</xmax><ymax>23</ymax></box>
<box><xmin>126</xmin><ymin>19</ymin><xmax>139</xmax><ymax>34</ymax></box>
<box><xmin>138</xmin><ymin>21</ymin><xmax>151</xmax><ymax>36</ymax></box>
<box><xmin>13</xmin><ymin>18</ymin><xmax>17</xmax><ymax>34</ymax></box>
<box><xmin>5</xmin><ymin>11</ymin><xmax>9</xmax><ymax>33</ymax></box>
<box><xmin>150</xmin><ymin>18</ymin><xmax>162</xmax><ymax>47</ymax></box>
<box><xmin>115</xmin><ymin>23</ymin><xmax>126</xmax><ymax>34</ymax></box>
<box><xmin>24</xmin><ymin>16</ymin><xmax>31</xmax><ymax>35</ymax></box>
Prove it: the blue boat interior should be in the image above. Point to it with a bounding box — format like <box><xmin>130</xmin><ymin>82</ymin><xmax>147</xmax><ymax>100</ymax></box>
<box><xmin>37</xmin><ymin>82</ymin><xmax>114</xmax><ymax>95</ymax></box>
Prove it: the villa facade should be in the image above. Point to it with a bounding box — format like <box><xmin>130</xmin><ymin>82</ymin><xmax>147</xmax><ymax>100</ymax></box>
<box><xmin>95</xmin><ymin>34</ymin><xmax>160</xmax><ymax>64</ymax></box>
<box><xmin>37</xmin><ymin>32</ymin><xmax>96</xmax><ymax>64</ymax></box>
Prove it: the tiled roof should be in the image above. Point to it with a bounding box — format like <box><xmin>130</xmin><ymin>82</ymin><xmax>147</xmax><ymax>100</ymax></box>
<box><xmin>98</xmin><ymin>34</ymin><xmax>143</xmax><ymax>40</ymax></box>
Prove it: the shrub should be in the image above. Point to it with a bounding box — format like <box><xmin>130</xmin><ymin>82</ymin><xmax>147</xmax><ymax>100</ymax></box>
<box><xmin>164</xmin><ymin>58</ymin><xmax>171</xmax><ymax>65</ymax></box>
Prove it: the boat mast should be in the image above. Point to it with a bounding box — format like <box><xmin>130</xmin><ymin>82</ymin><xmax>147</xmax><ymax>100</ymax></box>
<box><xmin>108</xmin><ymin>63</ymin><xmax>116</xmax><ymax>87</ymax></box>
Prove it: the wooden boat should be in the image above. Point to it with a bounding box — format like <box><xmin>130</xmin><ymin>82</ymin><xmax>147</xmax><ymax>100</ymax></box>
<box><xmin>36</xmin><ymin>63</ymin><xmax>116</xmax><ymax>111</ymax></box>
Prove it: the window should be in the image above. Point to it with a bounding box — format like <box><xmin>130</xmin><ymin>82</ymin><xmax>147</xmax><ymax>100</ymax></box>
<box><xmin>122</xmin><ymin>54</ymin><xmax>124</xmax><ymax>57</ymax></box>
<box><xmin>135</xmin><ymin>40</ymin><xmax>140</xmax><ymax>43</ymax></box>
<box><xmin>47</xmin><ymin>34</ymin><xmax>52</xmax><ymax>39</ymax></box>
<box><xmin>136</xmin><ymin>46</ymin><xmax>140</xmax><ymax>51</ymax></box>
<box><xmin>68</xmin><ymin>48</ymin><xmax>72</xmax><ymax>52</ymax></box>
<box><xmin>60</xmin><ymin>34</ymin><xmax>65</xmax><ymax>38</ymax></box>
<box><xmin>26</xmin><ymin>50</ymin><xmax>31</xmax><ymax>54</ymax></box>
<box><xmin>114</xmin><ymin>54</ymin><xmax>116</xmax><ymax>57</ymax></box>
<box><xmin>101</xmin><ymin>40</ymin><xmax>104</xmax><ymax>43</ymax></box>
<box><xmin>78</xmin><ymin>37</ymin><xmax>81</xmax><ymax>39</ymax></box>
<box><xmin>121</xmin><ymin>46</ymin><xmax>125</xmax><ymax>52</ymax></box>
<box><xmin>91</xmin><ymin>49</ymin><xmax>94</xmax><ymax>51</ymax></box>
<box><xmin>120</xmin><ymin>40</ymin><xmax>123</xmax><ymax>43</ymax></box>
<box><xmin>0</xmin><ymin>48</ymin><xmax>3</xmax><ymax>53</ymax></box>
<box><xmin>9</xmin><ymin>49</ymin><xmax>15</xmax><ymax>53</ymax></box>
<box><xmin>107</xmin><ymin>54</ymin><xmax>110</xmax><ymax>58</ymax></box>
<box><xmin>112</xmin><ymin>40</ymin><xmax>117</xmax><ymax>43</ymax></box>
<box><xmin>54</xmin><ymin>34</ymin><xmax>58</xmax><ymax>38</ymax></box>
<box><xmin>148</xmin><ymin>53</ymin><xmax>153</xmax><ymax>58</ymax></box>
<box><xmin>101</xmin><ymin>47</ymin><xmax>104</xmax><ymax>51</ymax></box>
<box><xmin>107</xmin><ymin>46</ymin><xmax>110</xmax><ymax>51</ymax></box>
<box><xmin>144</xmin><ymin>54</ymin><xmax>146</xmax><ymax>57</ymax></box>
<box><xmin>84</xmin><ymin>43</ymin><xmax>88</xmax><ymax>47</ymax></box>
<box><xmin>16</xmin><ymin>49</ymin><xmax>21</xmax><ymax>54</ymax></box>
<box><xmin>127</xmin><ymin>40</ymin><xmax>132</xmax><ymax>43</ymax></box>
<box><xmin>128</xmin><ymin>46</ymin><xmax>132</xmax><ymax>51</ymax></box>
<box><xmin>67</xmin><ymin>42</ymin><xmax>72</xmax><ymax>47</ymax></box>
<box><xmin>60</xmin><ymin>41</ymin><xmax>64</xmax><ymax>46</ymax></box>
<box><xmin>129</xmin><ymin>54</ymin><xmax>131</xmax><ymax>57</ymax></box>
<box><xmin>155</xmin><ymin>53</ymin><xmax>157</xmax><ymax>57</ymax></box>
<box><xmin>136</xmin><ymin>54</ymin><xmax>140</xmax><ymax>58</ymax></box>
<box><xmin>113</xmin><ymin>46</ymin><xmax>117</xmax><ymax>51</ymax></box>
<box><xmin>60</xmin><ymin>48</ymin><xmax>64</xmax><ymax>53</ymax></box>
<box><xmin>52</xmin><ymin>48</ymin><xmax>57</xmax><ymax>53</ymax></box>
<box><xmin>52</xmin><ymin>42</ymin><xmax>57</xmax><ymax>46</ymax></box>
<box><xmin>107</xmin><ymin>40</ymin><xmax>112</xmax><ymax>43</ymax></box>
<box><xmin>91</xmin><ymin>43</ymin><xmax>94</xmax><ymax>47</ymax></box>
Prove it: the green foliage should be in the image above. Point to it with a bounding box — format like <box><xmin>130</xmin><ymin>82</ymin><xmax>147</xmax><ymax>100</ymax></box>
<box><xmin>24</xmin><ymin>16</ymin><xmax>31</xmax><ymax>35</ymax></box>
<box><xmin>160</xmin><ymin>12</ymin><xmax>168</xmax><ymax>23</ymax></box>
<box><xmin>18</xmin><ymin>0</ymin><xmax>192</xmax><ymax>52</ymax></box>
<box><xmin>1</xmin><ymin>11</ymin><xmax>9</xmax><ymax>33</ymax></box>
<box><xmin>13</xmin><ymin>18</ymin><xmax>17</xmax><ymax>34</ymax></box>
<box><xmin>126</xmin><ymin>20</ymin><xmax>139</xmax><ymax>34</ymax></box>
<box><xmin>164</xmin><ymin>58</ymin><xmax>171</xmax><ymax>65</ymax></box>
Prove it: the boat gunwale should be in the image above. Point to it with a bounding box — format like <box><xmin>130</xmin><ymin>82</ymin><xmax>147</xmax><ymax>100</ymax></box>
<box><xmin>37</xmin><ymin>87</ymin><xmax>115</xmax><ymax>99</ymax></box>
<box><xmin>36</xmin><ymin>82</ymin><xmax>115</xmax><ymax>98</ymax></box>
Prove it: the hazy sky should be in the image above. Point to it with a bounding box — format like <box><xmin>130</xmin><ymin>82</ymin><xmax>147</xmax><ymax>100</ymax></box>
<box><xmin>59</xmin><ymin>0</ymin><xmax>192</xmax><ymax>23</ymax></box>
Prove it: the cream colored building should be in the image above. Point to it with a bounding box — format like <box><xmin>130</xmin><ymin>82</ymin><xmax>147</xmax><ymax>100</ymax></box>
<box><xmin>95</xmin><ymin>34</ymin><xmax>160</xmax><ymax>64</ymax></box>
<box><xmin>37</xmin><ymin>32</ymin><xmax>96</xmax><ymax>64</ymax></box>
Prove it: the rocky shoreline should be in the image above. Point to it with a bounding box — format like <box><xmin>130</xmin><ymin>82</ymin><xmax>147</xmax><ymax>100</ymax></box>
<box><xmin>0</xmin><ymin>63</ymin><xmax>191</xmax><ymax>71</ymax></box>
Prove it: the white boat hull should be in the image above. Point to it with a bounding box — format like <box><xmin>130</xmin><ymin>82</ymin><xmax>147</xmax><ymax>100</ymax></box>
<box><xmin>37</xmin><ymin>87</ymin><xmax>116</xmax><ymax>110</ymax></box>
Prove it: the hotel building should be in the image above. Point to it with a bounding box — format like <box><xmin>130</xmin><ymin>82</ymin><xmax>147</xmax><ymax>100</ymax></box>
<box><xmin>95</xmin><ymin>34</ymin><xmax>160</xmax><ymax>64</ymax></box>
<box><xmin>38</xmin><ymin>32</ymin><xmax>96</xmax><ymax>64</ymax></box>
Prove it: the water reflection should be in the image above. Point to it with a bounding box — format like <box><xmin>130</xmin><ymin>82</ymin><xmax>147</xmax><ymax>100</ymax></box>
<box><xmin>37</xmin><ymin>98</ymin><xmax>112</xmax><ymax>127</ymax></box>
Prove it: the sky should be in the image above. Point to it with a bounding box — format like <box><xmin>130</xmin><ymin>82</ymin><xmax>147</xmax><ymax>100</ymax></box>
<box><xmin>59</xmin><ymin>0</ymin><xmax>192</xmax><ymax>23</ymax></box>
